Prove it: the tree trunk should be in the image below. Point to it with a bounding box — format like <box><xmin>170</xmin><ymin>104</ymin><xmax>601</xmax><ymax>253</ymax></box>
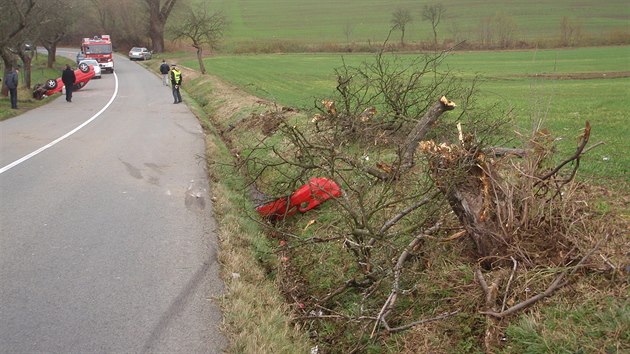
<box><xmin>1</xmin><ymin>48</ymin><xmax>17</xmax><ymax>75</ymax></box>
<box><xmin>43</xmin><ymin>44</ymin><xmax>57</xmax><ymax>68</ymax></box>
<box><xmin>146</xmin><ymin>0</ymin><xmax>178</xmax><ymax>53</ymax></box>
<box><xmin>441</xmin><ymin>169</ymin><xmax>504</xmax><ymax>266</ymax></box>
<box><xmin>196</xmin><ymin>46</ymin><xmax>206</xmax><ymax>74</ymax></box>
<box><xmin>401</xmin><ymin>96</ymin><xmax>456</xmax><ymax>168</ymax></box>
<box><xmin>21</xmin><ymin>55</ymin><xmax>32</xmax><ymax>89</ymax></box>
<box><xmin>17</xmin><ymin>49</ymin><xmax>34</xmax><ymax>89</ymax></box>
<box><xmin>150</xmin><ymin>20</ymin><xmax>165</xmax><ymax>53</ymax></box>
<box><xmin>420</xmin><ymin>140</ymin><xmax>508</xmax><ymax>268</ymax></box>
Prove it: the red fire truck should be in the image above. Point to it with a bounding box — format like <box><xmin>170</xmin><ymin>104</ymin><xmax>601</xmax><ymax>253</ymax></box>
<box><xmin>81</xmin><ymin>35</ymin><xmax>114</xmax><ymax>73</ymax></box>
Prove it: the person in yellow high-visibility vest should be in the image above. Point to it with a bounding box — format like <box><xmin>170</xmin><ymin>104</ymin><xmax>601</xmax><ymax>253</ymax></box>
<box><xmin>170</xmin><ymin>64</ymin><xmax>183</xmax><ymax>104</ymax></box>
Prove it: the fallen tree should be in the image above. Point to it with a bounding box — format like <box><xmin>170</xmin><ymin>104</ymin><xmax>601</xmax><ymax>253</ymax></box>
<box><xmin>228</xmin><ymin>47</ymin><xmax>621</xmax><ymax>352</ymax></box>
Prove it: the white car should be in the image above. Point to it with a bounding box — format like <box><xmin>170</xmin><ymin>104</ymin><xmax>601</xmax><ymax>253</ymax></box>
<box><xmin>128</xmin><ymin>47</ymin><xmax>152</xmax><ymax>61</ymax></box>
<box><xmin>78</xmin><ymin>59</ymin><xmax>101</xmax><ymax>79</ymax></box>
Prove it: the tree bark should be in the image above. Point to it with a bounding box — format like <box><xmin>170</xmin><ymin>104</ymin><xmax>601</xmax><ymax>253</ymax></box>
<box><xmin>1</xmin><ymin>48</ymin><xmax>18</xmax><ymax>75</ymax></box>
<box><xmin>419</xmin><ymin>140</ymin><xmax>507</xmax><ymax>267</ymax></box>
<box><xmin>401</xmin><ymin>96</ymin><xmax>456</xmax><ymax>168</ymax></box>
<box><xmin>42</xmin><ymin>31</ymin><xmax>65</xmax><ymax>69</ymax></box>
<box><xmin>43</xmin><ymin>44</ymin><xmax>57</xmax><ymax>69</ymax></box>
<box><xmin>444</xmin><ymin>176</ymin><xmax>503</xmax><ymax>265</ymax></box>
<box><xmin>149</xmin><ymin>19</ymin><xmax>166</xmax><ymax>53</ymax></box>
<box><xmin>146</xmin><ymin>0</ymin><xmax>178</xmax><ymax>53</ymax></box>
<box><xmin>18</xmin><ymin>52</ymin><xmax>32</xmax><ymax>89</ymax></box>
<box><xmin>195</xmin><ymin>45</ymin><xmax>206</xmax><ymax>74</ymax></box>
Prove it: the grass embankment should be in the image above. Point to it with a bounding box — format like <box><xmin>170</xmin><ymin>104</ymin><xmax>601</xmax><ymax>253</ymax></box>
<box><xmin>142</xmin><ymin>56</ymin><xmax>313</xmax><ymax>352</ymax></box>
<box><xmin>0</xmin><ymin>56</ymin><xmax>74</xmax><ymax>121</ymax></box>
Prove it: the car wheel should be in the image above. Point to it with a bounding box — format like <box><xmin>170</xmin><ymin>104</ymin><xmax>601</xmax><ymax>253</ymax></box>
<box><xmin>45</xmin><ymin>79</ymin><xmax>58</xmax><ymax>90</ymax></box>
<box><xmin>79</xmin><ymin>63</ymin><xmax>90</xmax><ymax>73</ymax></box>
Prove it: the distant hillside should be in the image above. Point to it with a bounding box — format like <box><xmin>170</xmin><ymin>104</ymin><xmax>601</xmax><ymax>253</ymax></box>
<box><xmin>201</xmin><ymin>0</ymin><xmax>629</xmax><ymax>48</ymax></box>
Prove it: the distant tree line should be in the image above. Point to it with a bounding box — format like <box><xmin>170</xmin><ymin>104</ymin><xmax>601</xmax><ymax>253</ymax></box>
<box><xmin>1</xmin><ymin>0</ymin><xmax>183</xmax><ymax>78</ymax></box>
<box><xmin>1</xmin><ymin>0</ymin><xmax>229</xmax><ymax>91</ymax></box>
<box><xmin>386</xmin><ymin>3</ymin><xmax>630</xmax><ymax>54</ymax></box>
<box><xmin>1</xmin><ymin>0</ymin><xmax>626</xmax><ymax>80</ymax></box>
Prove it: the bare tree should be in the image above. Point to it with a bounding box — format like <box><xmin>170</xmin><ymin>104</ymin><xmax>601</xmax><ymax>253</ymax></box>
<box><xmin>39</xmin><ymin>0</ymin><xmax>74</xmax><ymax>68</ymax></box>
<box><xmin>40</xmin><ymin>31</ymin><xmax>66</xmax><ymax>69</ymax></box>
<box><xmin>83</xmin><ymin>0</ymin><xmax>149</xmax><ymax>49</ymax></box>
<box><xmin>1</xmin><ymin>0</ymin><xmax>69</xmax><ymax>87</ymax></box>
<box><xmin>494</xmin><ymin>12</ymin><xmax>518</xmax><ymax>48</ymax></box>
<box><xmin>15</xmin><ymin>43</ymin><xmax>36</xmax><ymax>88</ymax></box>
<box><xmin>449</xmin><ymin>22</ymin><xmax>465</xmax><ymax>46</ymax></box>
<box><xmin>0</xmin><ymin>0</ymin><xmax>38</xmax><ymax>74</ymax></box>
<box><xmin>342</xmin><ymin>22</ymin><xmax>355</xmax><ymax>46</ymax></box>
<box><xmin>560</xmin><ymin>16</ymin><xmax>571</xmax><ymax>47</ymax></box>
<box><xmin>479</xmin><ymin>16</ymin><xmax>494</xmax><ymax>48</ymax></box>
<box><xmin>390</xmin><ymin>8</ymin><xmax>412</xmax><ymax>46</ymax></box>
<box><xmin>422</xmin><ymin>3</ymin><xmax>446</xmax><ymax>50</ymax></box>
<box><xmin>560</xmin><ymin>16</ymin><xmax>582</xmax><ymax>47</ymax></box>
<box><xmin>145</xmin><ymin>0</ymin><xmax>178</xmax><ymax>53</ymax></box>
<box><xmin>170</xmin><ymin>6</ymin><xmax>226</xmax><ymax>74</ymax></box>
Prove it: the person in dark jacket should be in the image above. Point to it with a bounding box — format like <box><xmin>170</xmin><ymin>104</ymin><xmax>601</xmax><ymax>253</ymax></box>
<box><xmin>3</xmin><ymin>66</ymin><xmax>19</xmax><ymax>109</ymax></box>
<box><xmin>61</xmin><ymin>64</ymin><xmax>76</xmax><ymax>102</ymax></box>
<box><xmin>170</xmin><ymin>64</ymin><xmax>182</xmax><ymax>104</ymax></box>
<box><xmin>159</xmin><ymin>60</ymin><xmax>170</xmax><ymax>86</ymax></box>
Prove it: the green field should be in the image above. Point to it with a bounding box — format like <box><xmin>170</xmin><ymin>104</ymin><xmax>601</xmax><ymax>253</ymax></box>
<box><xmin>183</xmin><ymin>45</ymin><xmax>629</xmax><ymax>185</ymax></box>
<box><xmin>202</xmin><ymin>0</ymin><xmax>630</xmax><ymax>46</ymax></box>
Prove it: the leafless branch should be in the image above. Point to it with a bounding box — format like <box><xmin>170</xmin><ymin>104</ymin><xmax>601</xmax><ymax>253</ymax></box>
<box><xmin>480</xmin><ymin>271</ymin><xmax>567</xmax><ymax>318</ymax></box>
<box><xmin>379</xmin><ymin>192</ymin><xmax>439</xmax><ymax>234</ymax></box>
<box><xmin>401</xmin><ymin>96</ymin><xmax>457</xmax><ymax>168</ymax></box>
<box><xmin>319</xmin><ymin>277</ymin><xmax>372</xmax><ymax>304</ymax></box>
<box><xmin>501</xmin><ymin>257</ymin><xmax>518</xmax><ymax>312</ymax></box>
<box><xmin>371</xmin><ymin>222</ymin><xmax>442</xmax><ymax>337</ymax></box>
<box><xmin>581</xmin><ymin>141</ymin><xmax>604</xmax><ymax>154</ymax></box>
<box><xmin>484</xmin><ymin>147</ymin><xmax>529</xmax><ymax>158</ymax></box>
<box><xmin>479</xmin><ymin>233</ymin><xmax>608</xmax><ymax>318</ymax></box>
<box><xmin>536</xmin><ymin>121</ymin><xmax>590</xmax><ymax>184</ymax></box>
<box><xmin>387</xmin><ymin>310</ymin><xmax>460</xmax><ymax>333</ymax></box>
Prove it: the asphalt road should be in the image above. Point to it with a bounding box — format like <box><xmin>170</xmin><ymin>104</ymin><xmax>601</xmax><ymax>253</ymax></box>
<box><xmin>0</xmin><ymin>51</ymin><xmax>226</xmax><ymax>353</ymax></box>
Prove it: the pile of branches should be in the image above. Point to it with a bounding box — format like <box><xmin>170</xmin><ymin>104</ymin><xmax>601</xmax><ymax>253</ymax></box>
<box><xmin>236</xmin><ymin>49</ymin><xmax>616</xmax><ymax>352</ymax></box>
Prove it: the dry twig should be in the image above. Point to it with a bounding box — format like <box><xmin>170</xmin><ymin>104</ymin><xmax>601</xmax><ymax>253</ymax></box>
<box><xmin>478</xmin><ymin>234</ymin><xmax>609</xmax><ymax>319</ymax></box>
<box><xmin>371</xmin><ymin>222</ymin><xmax>442</xmax><ymax>337</ymax></box>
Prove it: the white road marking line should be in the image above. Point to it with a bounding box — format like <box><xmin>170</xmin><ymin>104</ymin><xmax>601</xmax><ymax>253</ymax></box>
<box><xmin>0</xmin><ymin>72</ymin><xmax>119</xmax><ymax>175</ymax></box>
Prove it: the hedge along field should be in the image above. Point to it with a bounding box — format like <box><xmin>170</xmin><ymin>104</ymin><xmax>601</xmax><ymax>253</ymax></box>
<box><xmin>203</xmin><ymin>0</ymin><xmax>629</xmax><ymax>45</ymax></box>
<box><xmin>184</xmin><ymin>45</ymin><xmax>629</xmax><ymax>186</ymax></box>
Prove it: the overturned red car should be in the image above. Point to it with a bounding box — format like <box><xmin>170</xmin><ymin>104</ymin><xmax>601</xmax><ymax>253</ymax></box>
<box><xmin>32</xmin><ymin>62</ymin><xmax>96</xmax><ymax>100</ymax></box>
<box><xmin>256</xmin><ymin>177</ymin><xmax>342</xmax><ymax>221</ymax></box>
